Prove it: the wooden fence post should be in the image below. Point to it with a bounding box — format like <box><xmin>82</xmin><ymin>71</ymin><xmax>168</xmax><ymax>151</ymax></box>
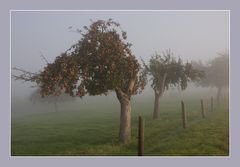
<box><xmin>201</xmin><ymin>99</ymin><xmax>205</xmax><ymax>118</ymax></box>
<box><xmin>181</xmin><ymin>101</ymin><xmax>187</xmax><ymax>128</ymax></box>
<box><xmin>138</xmin><ymin>116</ymin><xmax>144</xmax><ymax>156</ymax></box>
<box><xmin>211</xmin><ymin>96</ymin><xmax>213</xmax><ymax>112</ymax></box>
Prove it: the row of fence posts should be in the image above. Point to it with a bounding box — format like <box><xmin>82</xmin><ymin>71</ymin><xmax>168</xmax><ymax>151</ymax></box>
<box><xmin>181</xmin><ymin>95</ymin><xmax>229</xmax><ymax>129</ymax></box>
<box><xmin>181</xmin><ymin>97</ymin><xmax>213</xmax><ymax>129</ymax></box>
<box><xmin>138</xmin><ymin>95</ymin><xmax>228</xmax><ymax>156</ymax></box>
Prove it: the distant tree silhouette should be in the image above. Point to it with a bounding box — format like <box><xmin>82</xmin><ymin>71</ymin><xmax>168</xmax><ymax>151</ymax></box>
<box><xmin>30</xmin><ymin>88</ymin><xmax>76</xmax><ymax>112</ymax></box>
<box><xmin>191</xmin><ymin>52</ymin><xmax>229</xmax><ymax>103</ymax></box>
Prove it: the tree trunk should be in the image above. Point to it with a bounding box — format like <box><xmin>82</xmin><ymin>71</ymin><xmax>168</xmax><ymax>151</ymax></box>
<box><xmin>153</xmin><ymin>92</ymin><xmax>160</xmax><ymax>119</ymax></box>
<box><xmin>116</xmin><ymin>89</ymin><xmax>132</xmax><ymax>143</ymax></box>
<box><xmin>153</xmin><ymin>73</ymin><xmax>166</xmax><ymax>119</ymax></box>
<box><xmin>217</xmin><ymin>86</ymin><xmax>222</xmax><ymax>105</ymax></box>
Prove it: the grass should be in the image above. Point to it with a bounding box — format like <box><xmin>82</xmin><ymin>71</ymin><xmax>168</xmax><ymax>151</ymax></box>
<box><xmin>11</xmin><ymin>94</ymin><xmax>229</xmax><ymax>156</ymax></box>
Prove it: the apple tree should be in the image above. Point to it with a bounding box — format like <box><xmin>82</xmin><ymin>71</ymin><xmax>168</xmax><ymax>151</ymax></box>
<box><xmin>12</xmin><ymin>19</ymin><xmax>147</xmax><ymax>143</ymax></box>
<box><xmin>142</xmin><ymin>50</ymin><xmax>204</xmax><ymax>119</ymax></box>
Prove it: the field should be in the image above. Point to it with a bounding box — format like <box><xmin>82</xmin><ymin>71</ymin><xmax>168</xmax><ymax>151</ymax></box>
<box><xmin>11</xmin><ymin>89</ymin><xmax>229</xmax><ymax>156</ymax></box>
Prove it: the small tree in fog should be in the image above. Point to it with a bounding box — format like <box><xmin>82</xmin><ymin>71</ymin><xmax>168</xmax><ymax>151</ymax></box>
<box><xmin>143</xmin><ymin>49</ymin><xmax>204</xmax><ymax>119</ymax></box>
<box><xmin>30</xmin><ymin>88</ymin><xmax>76</xmax><ymax>112</ymax></box>
<box><xmin>192</xmin><ymin>52</ymin><xmax>229</xmax><ymax>103</ymax></box>
<box><xmin>12</xmin><ymin>19</ymin><xmax>147</xmax><ymax>143</ymax></box>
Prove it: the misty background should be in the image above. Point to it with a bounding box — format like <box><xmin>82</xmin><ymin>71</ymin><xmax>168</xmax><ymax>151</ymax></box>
<box><xmin>11</xmin><ymin>11</ymin><xmax>229</xmax><ymax>115</ymax></box>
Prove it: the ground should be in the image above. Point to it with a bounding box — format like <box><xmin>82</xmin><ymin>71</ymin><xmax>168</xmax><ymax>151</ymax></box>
<box><xmin>11</xmin><ymin>91</ymin><xmax>229</xmax><ymax>156</ymax></box>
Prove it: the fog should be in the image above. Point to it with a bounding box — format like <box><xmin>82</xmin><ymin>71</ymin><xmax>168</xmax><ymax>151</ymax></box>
<box><xmin>11</xmin><ymin>11</ymin><xmax>229</xmax><ymax>114</ymax></box>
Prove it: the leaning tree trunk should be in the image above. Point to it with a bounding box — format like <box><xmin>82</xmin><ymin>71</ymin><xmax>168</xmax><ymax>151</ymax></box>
<box><xmin>153</xmin><ymin>92</ymin><xmax>161</xmax><ymax>119</ymax></box>
<box><xmin>153</xmin><ymin>73</ymin><xmax>166</xmax><ymax>119</ymax></box>
<box><xmin>217</xmin><ymin>86</ymin><xmax>222</xmax><ymax>105</ymax></box>
<box><xmin>116</xmin><ymin>90</ymin><xmax>132</xmax><ymax>143</ymax></box>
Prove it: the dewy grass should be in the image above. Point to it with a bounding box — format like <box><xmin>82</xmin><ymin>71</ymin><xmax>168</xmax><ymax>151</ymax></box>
<box><xmin>11</xmin><ymin>94</ymin><xmax>229</xmax><ymax>156</ymax></box>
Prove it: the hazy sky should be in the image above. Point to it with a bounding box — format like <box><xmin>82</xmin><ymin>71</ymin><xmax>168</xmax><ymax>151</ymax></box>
<box><xmin>11</xmin><ymin>10</ymin><xmax>229</xmax><ymax>97</ymax></box>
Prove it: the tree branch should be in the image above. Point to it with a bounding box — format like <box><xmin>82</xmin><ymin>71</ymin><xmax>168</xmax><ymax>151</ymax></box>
<box><xmin>127</xmin><ymin>75</ymin><xmax>136</xmax><ymax>95</ymax></box>
<box><xmin>12</xmin><ymin>67</ymin><xmax>39</xmax><ymax>82</ymax></box>
<box><xmin>12</xmin><ymin>67</ymin><xmax>37</xmax><ymax>75</ymax></box>
<box><xmin>115</xmin><ymin>87</ymin><xmax>130</xmax><ymax>101</ymax></box>
<box><xmin>39</xmin><ymin>52</ymin><xmax>49</xmax><ymax>64</ymax></box>
<box><xmin>161</xmin><ymin>73</ymin><xmax>167</xmax><ymax>95</ymax></box>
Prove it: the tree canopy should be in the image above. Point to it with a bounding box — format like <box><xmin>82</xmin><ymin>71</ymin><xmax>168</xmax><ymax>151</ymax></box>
<box><xmin>13</xmin><ymin>19</ymin><xmax>146</xmax><ymax>99</ymax></box>
<box><xmin>143</xmin><ymin>49</ymin><xmax>204</xmax><ymax>96</ymax></box>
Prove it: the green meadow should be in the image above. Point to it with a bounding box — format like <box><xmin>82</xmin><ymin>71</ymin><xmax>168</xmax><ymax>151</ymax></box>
<box><xmin>11</xmin><ymin>89</ymin><xmax>229</xmax><ymax>156</ymax></box>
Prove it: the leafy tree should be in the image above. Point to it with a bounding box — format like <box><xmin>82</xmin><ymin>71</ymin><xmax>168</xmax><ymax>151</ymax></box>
<box><xmin>191</xmin><ymin>52</ymin><xmax>229</xmax><ymax>103</ymax></box>
<box><xmin>143</xmin><ymin>49</ymin><xmax>204</xmax><ymax>119</ymax></box>
<box><xmin>12</xmin><ymin>19</ymin><xmax>146</xmax><ymax>143</ymax></box>
<box><xmin>30</xmin><ymin>88</ymin><xmax>76</xmax><ymax>112</ymax></box>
